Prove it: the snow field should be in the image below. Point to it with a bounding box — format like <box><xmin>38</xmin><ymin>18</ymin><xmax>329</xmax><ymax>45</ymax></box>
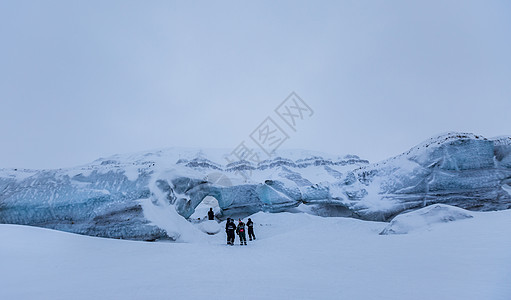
<box><xmin>1</xmin><ymin>209</ymin><xmax>510</xmax><ymax>300</ymax></box>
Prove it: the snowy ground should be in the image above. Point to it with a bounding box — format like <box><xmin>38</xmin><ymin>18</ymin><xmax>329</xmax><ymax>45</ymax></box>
<box><xmin>1</xmin><ymin>210</ymin><xmax>511</xmax><ymax>300</ymax></box>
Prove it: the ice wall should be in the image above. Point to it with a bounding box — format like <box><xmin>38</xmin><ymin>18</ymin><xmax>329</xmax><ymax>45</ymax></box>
<box><xmin>1</xmin><ymin>133</ymin><xmax>510</xmax><ymax>240</ymax></box>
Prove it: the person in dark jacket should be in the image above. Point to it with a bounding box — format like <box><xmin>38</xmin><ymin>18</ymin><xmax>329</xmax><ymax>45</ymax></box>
<box><xmin>225</xmin><ymin>218</ymin><xmax>236</xmax><ymax>245</ymax></box>
<box><xmin>236</xmin><ymin>219</ymin><xmax>247</xmax><ymax>245</ymax></box>
<box><xmin>208</xmin><ymin>208</ymin><xmax>215</xmax><ymax>220</ymax></box>
<box><xmin>247</xmin><ymin>218</ymin><xmax>256</xmax><ymax>241</ymax></box>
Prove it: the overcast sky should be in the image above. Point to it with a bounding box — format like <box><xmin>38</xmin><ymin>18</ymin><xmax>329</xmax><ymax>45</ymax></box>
<box><xmin>1</xmin><ymin>1</ymin><xmax>510</xmax><ymax>169</ymax></box>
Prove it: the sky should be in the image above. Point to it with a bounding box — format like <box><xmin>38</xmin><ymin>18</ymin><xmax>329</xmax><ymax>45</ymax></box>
<box><xmin>1</xmin><ymin>0</ymin><xmax>510</xmax><ymax>169</ymax></box>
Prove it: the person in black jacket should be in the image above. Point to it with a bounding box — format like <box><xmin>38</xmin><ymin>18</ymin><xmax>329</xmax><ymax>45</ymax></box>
<box><xmin>236</xmin><ymin>219</ymin><xmax>247</xmax><ymax>245</ymax></box>
<box><xmin>208</xmin><ymin>208</ymin><xmax>215</xmax><ymax>220</ymax></box>
<box><xmin>247</xmin><ymin>218</ymin><xmax>256</xmax><ymax>241</ymax></box>
<box><xmin>225</xmin><ymin>218</ymin><xmax>236</xmax><ymax>245</ymax></box>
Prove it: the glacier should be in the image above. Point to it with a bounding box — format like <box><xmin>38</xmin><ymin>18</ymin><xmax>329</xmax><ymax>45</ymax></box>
<box><xmin>0</xmin><ymin>132</ymin><xmax>510</xmax><ymax>241</ymax></box>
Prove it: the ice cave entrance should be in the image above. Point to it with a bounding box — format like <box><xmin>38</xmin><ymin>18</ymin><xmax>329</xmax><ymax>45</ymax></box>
<box><xmin>190</xmin><ymin>196</ymin><xmax>221</xmax><ymax>220</ymax></box>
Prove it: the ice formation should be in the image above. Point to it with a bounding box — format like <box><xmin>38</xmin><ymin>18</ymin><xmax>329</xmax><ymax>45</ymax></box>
<box><xmin>0</xmin><ymin>132</ymin><xmax>510</xmax><ymax>241</ymax></box>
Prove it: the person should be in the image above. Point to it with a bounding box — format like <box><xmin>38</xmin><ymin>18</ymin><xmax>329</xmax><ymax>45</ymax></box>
<box><xmin>247</xmin><ymin>218</ymin><xmax>256</xmax><ymax>241</ymax></box>
<box><xmin>236</xmin><ymin>219</ymin><xmax>247</xmax><ymax>245</ymax></box>
<box><xmin>208</xmin><ymin>208</ymin><xmax>215</xmax><ymax>220</ymax></box>
<box><xmin>225</xmin><ymin>218</ymin><xmax>236</xmax><ymax>245</ymax></box>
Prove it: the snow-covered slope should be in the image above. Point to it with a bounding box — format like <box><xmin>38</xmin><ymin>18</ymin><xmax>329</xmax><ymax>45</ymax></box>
<box><xmin>380</xmin><ymin>204</ymin><xmax>474</xmax><ymax>235</ymax></box>
<box><xmin>0</xmin><ymin>132</ymin><xmax>510</xmax><ymax>241</ymax></box>
<box><xmin>1</xmin><ymin>209</ymin><xmax>510</xmax><ymax>300</ymax></box>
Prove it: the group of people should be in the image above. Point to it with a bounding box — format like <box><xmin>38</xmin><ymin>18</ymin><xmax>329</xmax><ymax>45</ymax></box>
<box><xmin>207</xmin><ymin>208</ymin><xmax>257</xmax><ymax>246</ymax></box>
<box><xmin>225</xmin><ymin>217</ymin><xmax>256</xmax><ymax>246</ymax></box>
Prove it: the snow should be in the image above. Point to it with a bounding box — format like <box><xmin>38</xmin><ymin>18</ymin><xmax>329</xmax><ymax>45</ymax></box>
<box><xmin>0</xmin><ymin>168</ymin><xmax>37</xmax><ymax>181</ymax></box>
<box><xmin>1</xmin><ymin>209</ymin><xmax>510</xmax><ymax>300</ymax></box>
<box><xmin>504</xmin><ymin>183</ymin><xmax>511</xmax><ymax>197</ymax></box>
<box><xmin>380</xmin><ymin>204</ymin><xmax>474</xmax><ymax>235</ymax></box>
<box><xmin>198</xmin><ymin>220</ymin><xmax>221</xmax><ymax>235</ymax></box>
<box><xmin>123</xmin><ymin>166</ymin><xmax>140</xmax><ymax>181</ymax></box>
<box><xmin>138</xmin><ymin>197</ymin><xmax>202</xmax><ymax>242</ymax></box>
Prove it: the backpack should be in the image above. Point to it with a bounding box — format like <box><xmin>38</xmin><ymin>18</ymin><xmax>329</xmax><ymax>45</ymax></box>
<box><xmin>228</xmin><ymin>222</ymin><xmax>236</xmax><ymax>230</ymax></box>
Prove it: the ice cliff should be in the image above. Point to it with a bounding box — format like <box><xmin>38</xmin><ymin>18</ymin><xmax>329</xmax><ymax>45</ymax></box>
<box><xmin>0</xmin><ymin>132</ymin><xmax>510</xmax><ymax>241</ymax></box>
